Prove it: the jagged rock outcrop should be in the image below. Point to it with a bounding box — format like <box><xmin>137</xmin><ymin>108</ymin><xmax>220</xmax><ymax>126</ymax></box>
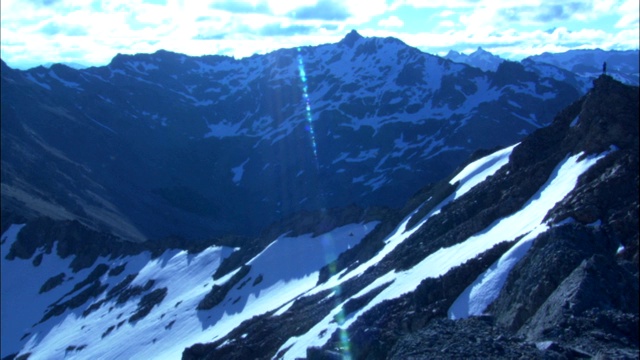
<box><xmin>2</xmin><ymin>213</ymin><xmax>217</xmax><ymax>271</ymax></box>
<box><xmin>388</xmin><ymin>317</ymin><xmax>579</xmax><ymax>360</ymax></box>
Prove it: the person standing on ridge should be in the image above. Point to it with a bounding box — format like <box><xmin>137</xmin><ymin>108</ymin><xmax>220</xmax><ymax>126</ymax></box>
<box><xmin>603</xmin><ymin>61</ymin><xmax>607</xmax><ymax>74</ymax></box>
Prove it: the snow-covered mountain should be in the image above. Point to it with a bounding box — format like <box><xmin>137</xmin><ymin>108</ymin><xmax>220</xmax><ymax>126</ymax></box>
<box><xmin>1</xmin><ymin>31</ymin><xmax>584</xmax><ymax>242</ymax></box>
<box><xmin>524</xmin><ymin>49</ymin><xmax>640</xmax><ymax>91</ymax></box>
<box><xmin>2</xmin><ymin>75</ymin><xmax>638</xmax><ymax>359</ymax></box>
<box><xmin>444</xmin><ymin>47</ymin><xmax>505</xmax><ymax>72</ymax></box>
<box><xmin>444</xmin><ymin>47</ymin><xmax>639</xmax><ymax>95</ymax></box>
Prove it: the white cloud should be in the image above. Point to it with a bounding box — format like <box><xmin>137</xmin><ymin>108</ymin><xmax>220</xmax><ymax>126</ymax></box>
<box><xmin>378</xmin><ymin>15</ymin><xmax>404</xmax><ymax>28</ymax></box>
<box><xmin>268</xmin><ymin>0</ymin><xmax>317</xmax><ymax>16</ymax></box>
<box><xmin>342</xmin><ymin>0</ymin><xmax>389</xmax><ymax>24</ymax></box>
<box><xmin>615</xmin><ymin>0</ymin><xmax>639</xmax><ymax>28</ymax></box>
<box><xmin>0</xmin><ymin>0</ymin><xmax>636</xmax><ymax>69</ymax></box>
<box><xmin>438</xmin><ymin>20</ymin><xmax>456</xmax><ymax>28</ymax></box>
<box><xmin>368</xmin><ymin>19</ymin><xmax>634</xmax><ymax>60</ymax></box>
<box><xmin>610</xmin><ymin>28</ymin><xmax>640</xmax><ymax>49</ymax></box>
<box><xmin>439</xmin><ymin>10</ymin><xmax>455</xmax><ymax>17</ymax></box>
<box><xmin>399</xmin><ymin>0</ymin><xmax>487</xmax><ymax>7</ymax></box>
<box><xmin>593</xmin><ymin>0</ymin><xmax>619</xmax><ymax>13</ymax></box>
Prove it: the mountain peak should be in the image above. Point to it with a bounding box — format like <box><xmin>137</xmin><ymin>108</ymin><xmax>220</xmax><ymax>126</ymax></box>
<box><xmin>108</xmin><ymin>52</ymin><xmax>130</xmax><ymax>67</ymax></box>
<box><xmin>592</xmin><ymin>73</ymin><xmax>621</xmax><ymax>89</ymax></box>
<box><xmin>443</xmin><ymin>47</ymin><xmax>504</xmax><ymax>71</ymax></box>
<box><xmin>470</xmin><ymin>47</ymin><xmax>499</xmax><ymax>59</ymax></box>
<box><xmin>1</xmin><ymin>58</ymin><xmax>9</xmax><ymax>72</ymax></box>
<box><xmin>578</xmin><ymin>74</ymin><xmax>639</xmax><ymax>153</ymax></box>
<box><xmin>339</xmin><ymin>29</ymin><xmax>363</xmax><ymax>48</ymax></box>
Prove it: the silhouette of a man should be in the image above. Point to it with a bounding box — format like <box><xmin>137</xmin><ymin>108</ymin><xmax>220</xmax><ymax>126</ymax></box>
<box><xmin>603</xmin><ymin>62</ymin><xmax>607</xmax><ymax>74</ymax></box>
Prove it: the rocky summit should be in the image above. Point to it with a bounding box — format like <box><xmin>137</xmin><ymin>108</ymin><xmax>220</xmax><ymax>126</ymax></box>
<box><xmin>1</xmin><ymin>31</ymin><xmax>639</xmax><ymax>360</ymax></box>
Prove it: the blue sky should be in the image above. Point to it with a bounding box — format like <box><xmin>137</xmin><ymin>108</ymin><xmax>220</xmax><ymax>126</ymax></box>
<box><xmin>1</xmin><ymin>0</ymin><xmax>638</xmax><ymax>69</ymax></box>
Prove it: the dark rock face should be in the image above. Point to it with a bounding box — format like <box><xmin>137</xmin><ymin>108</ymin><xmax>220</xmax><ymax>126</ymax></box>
<box><xmin>183</xmin><ymin>289</ymin><xmax>337</xmax><ymax>360</ymax></box>
<box><xmin>4</xmin><ymin>216</ymin><xmax>141</xmax><ymax>272</ymax></box>
<box><xmin>2</xmin><ymin>212</ymin><xmax>222</xmax><ymax>273</ymax></box>
<box><xmin>198</xmin><ymin>265</ymin><xmax>251</xmax><ymax>310</ymax></box>
<box><xmin>339</xmin><ymin>29</ymin><xmax>364</xmax><ymax>48</ymax></box>
<box><xmin>482</xmin><ymin>227</ymin><xmax>639</xmax><ymax>359</ymax></box>
<box><xmin>40</xmin><ymin>280</ymin><xmax>108</xmax><ymax>323</ymax></box>
<box><xmin>39</xmin><ymin>272</ymin><xmax>66</xmax><ymax>294</ymax></box>
<box><xmin>129</xmin><ymin>287</ymin><xmax>168</xmax><ymax>323</ymax></box>
<box><xmin>521</xmin><ymin>253</ymin><xmax>638</xmax><ymax>337</ymax></box>
<box><xmin>388</xmin><ymin>317</ymin><xmax>550</xmax><ymax>360</ymax></box>
<box><xmin>488</xmin><ymin>224</ymin><xmax>618</xmax><ymax>332</ymax></box>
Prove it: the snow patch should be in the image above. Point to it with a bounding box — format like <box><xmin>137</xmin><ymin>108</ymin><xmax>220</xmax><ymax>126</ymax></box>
<box><xmin>205</xmin><ymin>120</ymin><xmax>242</xmax><ymax>138</ymax></box>
<box><xmin>447</xmin><ymin>150</ymin><xmax>609</xmax><ymax>320</ymax></box>
<box><xmin>231</xmin><ymin>159</ymin><xmax>250</xmax><ymax>183</ymax></box>
<box><xmin>25</xmin><ymin>73</ymin><xmax>51</xmax><ymax>90</ymax></box>
<box><xmin>194</xmin><ymin>100</ymin><xmax>214</xmax><ymax>107</ymax></box>
<box><xmin>87</xmin><ymin>116</ymin><xmax>117</xmax><ymax>134</ymax></box>
<box><xmin>570</xmin><ymin>116</ymin><xmax>580</xmax><ymax>127</ymax></box>
<box><xmin>450</xmin><ymin>144</ymin><xmax>518</xmax><ymax>200</ymax></box>
<box><xmin>48</xmin><ymin>70</ymin><xmax>82</xmax><ymax>89</ymax></box>
<box><xmin>447</xmin><ymin>230</ymin><xmax>538</xmax><ymax>319</ymax></box>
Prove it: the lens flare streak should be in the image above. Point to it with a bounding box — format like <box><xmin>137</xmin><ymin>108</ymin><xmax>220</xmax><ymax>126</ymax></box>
<box><xmin>296</xmin><ymin>47</ymin><xmax>318</xmax><ymax>162</ymax></box>
<box><xmin>320</xmin><ymin>233</ymin><xmax>354</xmax><ymax>358</ymax></box>
<box><xmin>297</xmin><ymin>48</ymin><xmax>352</xmax><ymax>357</ymax></box>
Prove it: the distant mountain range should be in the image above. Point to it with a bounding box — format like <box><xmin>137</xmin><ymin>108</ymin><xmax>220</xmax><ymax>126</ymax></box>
<box><xmin>2</xmin><ymin>73</ymin><xmax>637</xmax><ymax>359</ymax></box>
<box><xmin>445</xmin><ymin>46</ymin><xmax>639</xmax><ymax>92</ymax></box>
<box><xmin>7</xmin><ymin>31</ymin><xmax>636</xmax><ymax>242</ymax></box>
<box><xmin>445</xmin><ymin>47</ymin><xmax>505</xmax><ymax>72</ymax></box>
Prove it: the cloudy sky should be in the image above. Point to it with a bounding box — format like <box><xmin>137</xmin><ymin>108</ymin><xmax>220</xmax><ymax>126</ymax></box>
<box><xmin>1</xmin><ymin>0</ymin><xmax>638</xmax><ymax>69</ymax></box>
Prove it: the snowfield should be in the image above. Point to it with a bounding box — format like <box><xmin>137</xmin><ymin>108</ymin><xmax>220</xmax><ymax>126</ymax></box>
<box><xmin>1</xmin><ymin>221</ymin><xmax>375</xmax><ymax>359</ymax></box>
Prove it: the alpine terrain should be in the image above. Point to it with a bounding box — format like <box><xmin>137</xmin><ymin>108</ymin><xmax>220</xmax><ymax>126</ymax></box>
<box><xmin>1</xmin><ymin>31</ymin><xmax>638</xmax><ymax>359</ymax></box>
<box><xmin>2</xmin><ymin>30</ymin><xmax>598</xmax><ymax>241</ymax></box>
